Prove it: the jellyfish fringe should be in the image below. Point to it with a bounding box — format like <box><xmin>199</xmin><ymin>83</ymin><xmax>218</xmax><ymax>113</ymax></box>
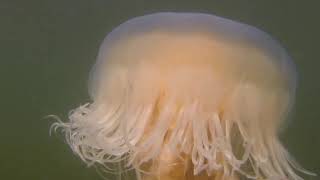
<box><xmin>51</xmin><ymin>87</ymin><xmax>314</xmax><ymax>180</ymax></box>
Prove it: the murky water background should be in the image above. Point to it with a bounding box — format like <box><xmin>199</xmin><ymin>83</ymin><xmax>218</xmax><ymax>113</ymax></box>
<box><xmin>1</xmin><ymin>0</ymin><xmax>319</xmax><ymax>179</ymax></box>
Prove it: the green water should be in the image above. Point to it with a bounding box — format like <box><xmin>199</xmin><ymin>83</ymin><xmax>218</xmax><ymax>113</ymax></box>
<box><xmin>1</xmin><ymin>0</ymin><xmax>319</xmax><ymax>179</ymax></box>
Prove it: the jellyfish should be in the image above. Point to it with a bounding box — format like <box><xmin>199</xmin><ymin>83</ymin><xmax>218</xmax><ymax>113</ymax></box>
<box><xmin>52</xmin><ymin>12</ymin><xmax>315</xmax><ymax>180</ymax></box>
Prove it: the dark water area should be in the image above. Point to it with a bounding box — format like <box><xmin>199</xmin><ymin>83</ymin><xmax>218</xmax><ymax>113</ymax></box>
<box><xmin>1</xmin><ymin>0</ymin><xmax>319</xmax><ymax>179</ymax></box>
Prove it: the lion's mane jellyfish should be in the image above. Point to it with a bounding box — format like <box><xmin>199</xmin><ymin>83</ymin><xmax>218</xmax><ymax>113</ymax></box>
<box><xmin>53</xmin><ymin>12</ymin><xmax>315</xmax><ymax>180</ymax></box>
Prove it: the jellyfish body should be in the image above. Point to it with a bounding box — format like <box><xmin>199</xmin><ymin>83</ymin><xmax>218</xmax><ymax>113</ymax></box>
<box><xmin>55</xmin><ymin>13</ymin><xmax>314</xmax><ymax>180</ymax></box>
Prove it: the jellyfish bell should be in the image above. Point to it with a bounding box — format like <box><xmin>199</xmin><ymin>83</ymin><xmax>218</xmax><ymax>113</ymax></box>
<box><xmin>55</xmin><ymin>12</ymin><xmax>314</xmax><ymax>180</ymax></box>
